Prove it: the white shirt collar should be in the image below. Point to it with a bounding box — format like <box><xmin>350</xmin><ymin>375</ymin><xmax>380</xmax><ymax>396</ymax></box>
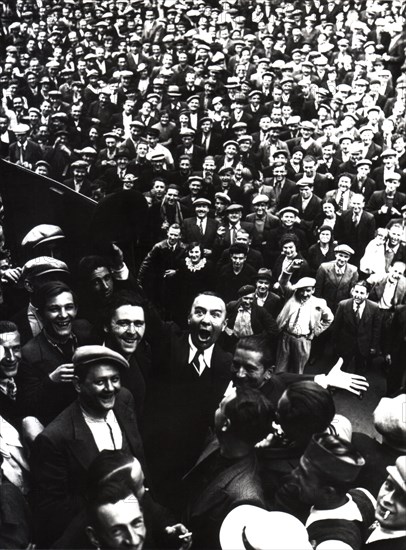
<box><xmin>188</xmin><ymin>335</ymin><xmax>214</xmax><ymax>376</ymax></box>
<box><xmin>366</xmin><ymin>525</ymin><xmax>406</xmax><ymax>544</ymax></box>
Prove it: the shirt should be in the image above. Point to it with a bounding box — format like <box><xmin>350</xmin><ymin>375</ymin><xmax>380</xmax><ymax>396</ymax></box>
<box><xmin>379</xmin><ymin>279</ymin><xmax>397</xmax><ymax>309</ymax></box>
<box><xmin>188</xmin><ymin>335</ymin><xmax>214</xmax><ymax>376</ymax></box>
<box><xmin>285</xmin><ymin>298</ymin><xmax>313</xmax><ymax>336</ymax></box>
<box><xmin>27</xmin><ymin>302</ymin><xmax>43</xmax><ymax>338</ymax></box>
<box><xmin>81</xmin><ymin>408</ymin><xmax>123</xmax><ymax>452</ymax></box>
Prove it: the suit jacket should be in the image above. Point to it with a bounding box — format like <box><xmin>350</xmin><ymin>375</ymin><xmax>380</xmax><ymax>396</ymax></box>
<box><xmin>366</xmin><ymin>191</ymin><xmax>406</xmax><ymax>227</ymax></box>
<box><xmin>336</xmin><ymin>209</ymin><xmax>376</xmax><ymax>262</ymax></box>
<box><xmin>182</xmin><ymin>217</ymin><xmax>219</xmax><ymax>249</ymax></box>
<box><xmin>8</xmin><ymin>139</ymin><xmax>43</xmax><ymax>167</ymax></box>
<box><xmin>368</xmin><ymin>274</ymin><xmax>406</xmax><ymax>306</ymax></box>
<box><xmin>289</xmin><ymin>193</ymin><xmax>322</xmax><ymax>225</ymax></box>
<box><xmin>143</xmin><ymin>318</ymin><xmax>233</xmax><ymax>496</ymax></box>
<box><xmin>175</xmin><ymin>144</ymin><xmax>205</xmax><ymax>170</ymax></box>
<box><xmin>62</xmin><ymin>177</ymin><xmax>93</xmax><ymax>197</ymax></box>
<box><xmin>183</xmin><ymin>439</ymin><xmax>265</xmax><ymax>550</ymax></box>
<box><xmin>333</xmin><ymin>298</ymin><xmax>381</xmax><ymax>357</ymax></box>
<box><xmin>245</xmin><ymin>212</ymin><xmax>280</xmax><ymax>244</ymax></box>
<box><xmin>31</xmin><ymin>390</ymin><xmax>145</xmax><ymax>546</ymax></box>
<box><xmin>315</xmin><ymin>261</ymin><xmax>359</xmax><ymax>312</ymax></box>
<box><xmin>20</xmin><ymin>321</ymin><xmax>93</xmax><ymax>425</ymax></box>
<box><xmin>214</xmin><ymin>221</ymin><xmax>258</xmax><ymax>250</ymax></box>
<box><xmin>195</xmin><ymin>131</ymin><xmax>223</xmax><ymax>156</ymax></box>
<box><xmin>268</xmin><ymin>178</ymin><xmax>297</xmax><ymax>212</ymax></box>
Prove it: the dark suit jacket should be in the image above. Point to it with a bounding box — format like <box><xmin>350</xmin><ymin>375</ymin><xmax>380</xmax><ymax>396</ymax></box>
<box><xmin>62</xmin><ymin>177</ymin><xmax>93</xmax><ymax>197</ymax></box>
<box><xmin>20</xmin><ymin>321</ymin><xmax>93</xmax><ymax>425</ymax></box>
<box><xmin>195</xmin><ymin>131</ymin><xmax>223</xmax><ymax>156</ymax></box>
<box><xmin>143</xmin><ymin>316</ymin><xmax>233</xmax><ymax>498</ymax></box>
<box><xmin>366</xmin><ymin>191</ymin><xmax>406</xmax><ymax>227</ymax></box>
<box><xmin>175</xmin><ymin>144</ymin><xmax>205</xmax><ymax>170</ymax></box>
<box><xmin>333</xmin><ymin>298</ymin><xmax>381</xmax><ymax>357</ymax></box>
<box><xmin>31</xmin><ymin>390</ymin><xmax>144</xmax><ymax>546</ymax></box>
<box><xmin>8</xmin><ymin>139</ymin><xmax>43</xmax><ymax>167</ymax></box>
<box><xmin>183</xmin><ymin>439</ymin><xmax>265</xmax><ymax>550</ymax></box>
<box><xmin>315</xmin><ymin>261</ymin><xmax>359</xmax><ymax>312</ymax></box>
<box><xmin>336</xmin><ymin>209</ymin><xmax>376</xmax><ymax>262</ymax></box>
<box><xmin>182</xmin><ymin>217</ymin><xmax>219</xmax><ymax>249</ymax></box>
<box><xmin>289</xmin><ymin>193</ymin><xmax>322</xmax><ymax>225</ymax></box>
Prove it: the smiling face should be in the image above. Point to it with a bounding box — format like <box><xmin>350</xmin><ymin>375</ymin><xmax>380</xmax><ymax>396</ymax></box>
<box><xmin>106</xmin><ymin>305</ymin><xmax>146</xmax><ymax>358</ymax></box>
<box><xmin>188</xmin><ymin>294</ymin><xmax>227</xmax><ymax>350</ymax></box>
<box><xmin>0</xmin><ymin>331</ymin><xmax>21</xmax><ymax>379</ymax></box>
<box><xmin>89</xmin><ymin>495</ymin><xmax>146</xmax><ymax>550</ymax></box>
<box><xmin>41</xmin><ymin>291</ymin><xmax>77</xmax><ymax>341</ymax></box>
<box><xmin>376</xmin><ymin>474</ymin><xmax>406</xmax><ymax>531</ymax></box>
<box><xmin>76</xmin><ymin>364</ymin><xmax>121</xmax><ymax>417</ymax></box>
<box><xmin>231</xmin><ymin>347</ymin><xmax>269</xmax><ymax>389</ymax></box>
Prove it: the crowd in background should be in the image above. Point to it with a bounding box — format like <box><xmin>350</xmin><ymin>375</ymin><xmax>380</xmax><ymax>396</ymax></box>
<box><xmin>0</xmin><ymin>1</ymin><xmax>406</xmax><ymax>549</ymax></box>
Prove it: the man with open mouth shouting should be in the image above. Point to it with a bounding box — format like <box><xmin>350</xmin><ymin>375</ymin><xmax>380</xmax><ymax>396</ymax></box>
<box><xmin>142</xmin><ymin>291</ymin><xmax>232</xmax><ymax>509</ymax></box>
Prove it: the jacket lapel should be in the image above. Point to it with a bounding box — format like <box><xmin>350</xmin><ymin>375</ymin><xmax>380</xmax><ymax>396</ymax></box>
<box><xmin>68</xmin><ymin>401</ymin><xmax>99</xmax><ymax>471</ymax></box>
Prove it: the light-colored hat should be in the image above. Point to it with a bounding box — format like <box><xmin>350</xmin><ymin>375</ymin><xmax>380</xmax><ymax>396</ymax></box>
<box><xmin>220</xmin><ymin>506</ymin><xmax>312</xmax><ymax>550</ymax></box>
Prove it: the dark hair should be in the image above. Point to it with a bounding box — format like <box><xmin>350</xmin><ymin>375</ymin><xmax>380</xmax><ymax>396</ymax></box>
<box><xmin>278</xmin><ymin>381</ymin><xmax>335</xmax><ymax>446</ymax></box>
<box><xmin>303</xmin><ymin>155</ymin><xmax>316</xmax><ymax>163</ymax></box>
<box><xmin>279</xmin><ymin>232</ymin><xmax>299</xmax><ymax>249</ymax></box>
<box><xmin>224</xmin><ymin>387</ymin><xmax>275</xmax><ymax>445</ymax></box>
<box><xmin>0</xmin><ymin>320</ymin><xmax>19</xmax><ymax>335</ymax></box>
<box><xmin>77</xmin><ymin>255</ymin><xmax>112</xmax><ymax>284</ymax></box>
<box><xmin>87</xmin><ymin>450</ymin><xmax>137</xmax><ymax>499</ymax></box>
<box><xmin>236</xmin><ymin>335</ymin><xmax>275</xmax><ymax>372</ymax></box>
<box><xmin>103</xmin><ymin>290</ymin><xmax>145</xmax><ymax>326</ymax></box>
<box><xmin>34</xmin><ymin>281</ymin><xmax>76</xmax><ymax>314</ymax></box>
<box><xmin>87</xmin><ymin>479</ymin><xmax>138</xmax><ymax>529</ymax></box>
<box><xmin>229</xmin><ymin>243</ymin><xmax>248</xmax><ymax>256</ymax></box>
<box><xmin>352</xmin><ymin>280</ymin><xmax>370</xmax><ymax>292</ymax></box>
<box><xmin>187</xmin><ymin>241</ymin><xmax>204</xmax><ymax>255</ymax></box>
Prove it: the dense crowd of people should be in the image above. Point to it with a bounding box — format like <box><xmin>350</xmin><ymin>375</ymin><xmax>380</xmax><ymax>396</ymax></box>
<box><xmin>0</xmin><ymin>0</ymin><xmax>406</xmax><ymax>549</ymax></box>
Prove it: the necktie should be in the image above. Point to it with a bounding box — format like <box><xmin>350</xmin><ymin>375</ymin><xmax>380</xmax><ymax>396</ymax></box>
<box><xmin>18</xmin><ymin>144</ymin><xmax>24</xmax><ymax>164</ymax></box>
<box><xmin>230</xmin><ymin>226</ymin><xmax>237</xmax><ymax>244</ymax></box>
<box><xmin>292</xmin><ymin>303</ymin><xmax>303</xmax><ymax>331</ymax></box>
<box><xmin>190</xmin><ymin>350</ymin><xmax>203</xmax><ymax>375</ymax></box>
<box><xmin>6</xmin><ymin>378</ymin><xmax>17</xmax><ymax>400</ymax></box>
<box><xmin>354</xmin><ymin>303</ymin><xmax>361</xmax><ymax>323</ymax></box>
<box><xmin>198</xmin><ymin>219</ymin><xmax>204</xmax><ymax>235</ymax></box>
<box><xmin>352</xmin><ymin>212</ymin><xmax>359</xmax><ymax>226</ymax></box>
<box><xmin>337</xmin><ymin>192</ymin><xmax>344</xmax><ymax>212</ymax></box>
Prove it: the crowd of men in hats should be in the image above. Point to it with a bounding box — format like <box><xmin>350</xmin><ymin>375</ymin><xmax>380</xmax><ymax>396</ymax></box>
<box><xmin>0</xmin><ymin>0</ymin><xmax>406</xmax><ymax>549</ymax></box>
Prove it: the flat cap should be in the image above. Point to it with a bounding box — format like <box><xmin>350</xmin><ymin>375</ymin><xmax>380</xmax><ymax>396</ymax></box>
<box><xmin>22</xmin><ymin>256</ymin><xmax>69</xmax><ymax>280</ymax></box>
<box><xmin>150</xmin><ymin>153</ymin><xmax>165</xmax><ymax>162</ymax></box>
<box><xmin>374</xmin><ymin>395</ymin><xmax>406</xmax><ymax>453</ymax></box>
<box><xmin>71</xmin><ymin>160</ymin><xmax>88</xmax><ymax>169</ymax></box>
<box><xmin>73</xmin><ymin>345</ymin><xmax>129</xmax><ymax>372</ymax></box>
<box><xmin>218</xmin><ymin>166</ymin><xmax>235</xmax><ymax>175</ymax></box>
<box><xmin>21</xmin><ymin>224</ymin><xmax>65</xmax><ymax>248</ymax></box>
<box><xmin>226</xmin><ymin>203</ymin><xmax>243</xmax><ymax>213</ymax></box>
<box><xmin>215</xmin><ymin>192</ymin><xmax>231</xmax><ymax>204</ymax></box>
<box><xmin>255</xmin><ymin>268</ymin><xmax>272</xmax><ymax>282</ymax></box>
<box><xmin>293</xmin><ymin>277</ymin><xmax>316</xmax><ymax>290</ymax></box>
<box><xmin>223</xmin><ymin>140</ymin><xmax>239</xmax><ymax>149</ymax></box>
<box><xmin>238</xmin><ymin>285</ymin><xmax>255</xmax><ymax>298</ymax></box>
<box><xmin>193</xmin><ymin>198</ymin><xmax>211</xmax><ymax>207</ymax></box>
<box><xmin>384</xmin><ymin>172</ymin><xmax>401</xmax><ymax>182</ymax></box>
<box><xmin>334</xmin><ymin>244</ymin><xmax>355</xmax><ymax>256</ymax></box>
<box><xmin>13</xmin><ymin>123</ymin><xmax>30</xmax><ymax>134</ymax></box>
<box><xmin>381</xmin><ymin>149</ymin><xmax>397</xmax><ymax>158</ymax></box>
<box><xmin>278</xmin><ymin>206</ymin><xmax>299</xmax><ymax>217</ymax></box>
<box><xmin>252</xmin><ymin>194</ymin><xmax>269</xmax><ymax>205</ymax></box>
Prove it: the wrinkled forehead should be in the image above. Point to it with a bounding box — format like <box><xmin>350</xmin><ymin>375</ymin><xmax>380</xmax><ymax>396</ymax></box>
<box><xmin>191</xmin><ymin>295</ymin><xmax>226</xmax><ymax>315</ymax></box>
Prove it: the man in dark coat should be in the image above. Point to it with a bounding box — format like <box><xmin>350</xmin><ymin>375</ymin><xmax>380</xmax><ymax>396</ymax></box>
<box><xmin>142</xmin><ymin>293</ymin><xmax>233</xmax><ymax>507</ymax></box>
<box><xmin>336</xmin><ymin>193</ymin><xmax>376</xmax><ymax>266</ymax></box>
<box><xmin>30</xmin><ymin>346</ymin><xmax>145</xmax><ymax>547</ymax></box>
<box><xmin>216</xmin><ymin>244</ymin><xmax>257</xmax><ymax>303</ymax></box>
<box><xmin>181</xmin><ymin>387</ymin><xmax>271</xmax><ymax>549</ymax></box>
<box><xmin>182</xmin><ymin>198</ymin><xmax>219</xmax><ymax>255</ymax></box>
<box><xmin>333</xmin><ymin>280</ymin><xmax>381</xmax><ymax>373</ymax></box>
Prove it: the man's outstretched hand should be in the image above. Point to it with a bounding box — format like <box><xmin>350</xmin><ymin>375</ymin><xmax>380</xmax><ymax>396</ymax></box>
<box><xmin>316</xmin><ymin>358</ymin><xmax>369</xmax><ymax>396</ymax></box>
